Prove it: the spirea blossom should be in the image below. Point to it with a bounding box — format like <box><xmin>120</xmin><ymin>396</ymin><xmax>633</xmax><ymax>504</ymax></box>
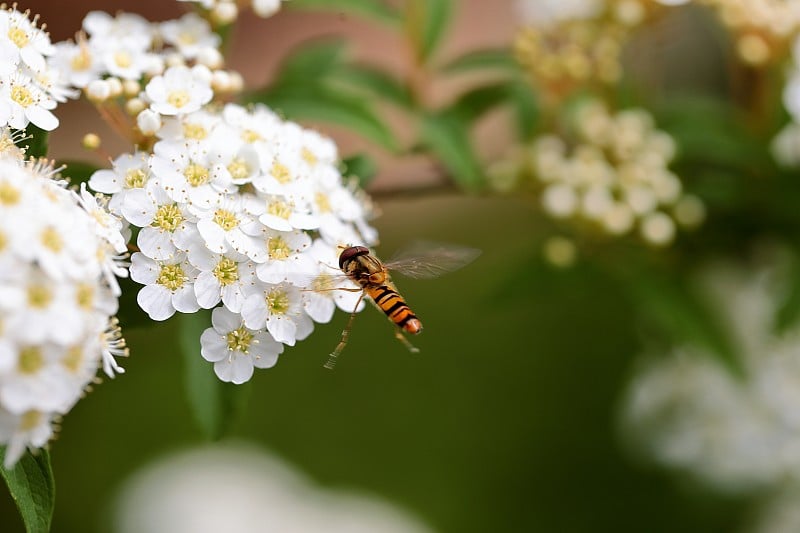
<box><xmin>530</xmin><ymin>100</ymin><xmax>704</xmax><ymax>247</ymax></box>
<box><xmin>0</xmin><ymin>144</ymin><xmax>128</xmax><ymax>467</ymax></box>
<box><xmin>622</xmin><ymin>263</ymin><xmax>800</xmax><ymax>492</ymax></box>
<box><xmin>177</xmin><ymin>0</ymin><xmax>288</xmax><ymax>21</ymax></box>
<box><xmin>90</xmin><ymin>103</ymin><xmax>372</xmax><ymax>383</ymax></box>
<box><xmin>0</xmin><ymin>6</ymin><xmax>76</xmax><ymax>131</ymax></box>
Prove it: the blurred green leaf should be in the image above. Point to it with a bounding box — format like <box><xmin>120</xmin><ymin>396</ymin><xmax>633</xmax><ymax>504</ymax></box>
<box><xmin>420</xmin><ymin>113</ymin><xmax>483</xmax><ymax>189</ymax></box>
<box><xmin>329</xmin><ymin>65</ymin><xmax>414</xmax><ymax>109</ymax></box>
<box><xmin>509</xmin><ymin>81</ymin><xmax>538</xmax><ymax>140</ymax></box>
<box><xmin>449</xmin><ymin>83</ymin><xmax>513</xmax><ymax>123</ymax></box>
<box><xmin>775</xmin><ymin>251</ymin><xmax>800</xmax><ymax>333</ymax></box>
<box><xmin>179</xmin><ymin>311</ymin><xmax>251</xmax><ymax>440</ymax></box>
<box><xmin>405</xmin><ymin>0</ymin><xmax>453</xmax><ymax>64</ymax></box>
<box><xmin>341</xmin><ymin>153</ymin><xmax>377</xmax><ymax>187</ymax></box>
<box><xmin>59</xmin><ymin>160</ymin><xmax>100</xmax><ymax>187</ymax></box>
<box><xmin>440</xmin><ymin>48</ymin><xmax>519</xmax><ymax>75</ymax></box>
<box><xmin>287</xmin><ymin>0</ymin><xmax>401</xmax><ymax>25</ymax></box>
<box><xmin>627</xmin><ymin>271</ymin><xmax>742</xmax><ymax>374</ymax></box>
<box><xmin>20</xmin><ymin>125</ymin><xmax>48</xmax><ymax>158</ymax></box>
<box><xmin>1</xmin><ymin>448</ymin><xmax>54</xmax><ymax>533</ymax></box>
<box><xmin>273</xmin><ymin>39</ymin><xmax>348</xmax><ymax>86</ymax></box>
<box><xmin>250</xmin><ymin>85</ymin><xmax>398</xmax><ymax>151</ymax></box>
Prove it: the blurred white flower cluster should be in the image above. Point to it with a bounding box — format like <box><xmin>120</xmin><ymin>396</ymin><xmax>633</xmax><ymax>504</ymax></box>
<box><xmin>532</xmin><ymin>100</ymin><xmax>704</xmax><ymax>247</ymax></box>
<box><xmin>622</xmin><ymin>263</ymin><xmax>800</xmax><ymax>493</ymax></box>
<box><xmin>0</xmin><ymin>6</ymin><xmax>76</xmax><ymax>131</ymax></box>
<box><xmin>772</xmin><ymin>35</ymin><xmax>800</xmax><ymax>166</ymax></box>
<box><xmin>178</xmin><ymin>0</ymin><xmax>286</xmax><ymax>25</ymax></box>
<box><xmin>89</xmin><ymin>103</ymin><xmax>375</xmax><ymax>384</ymax></box>
<box><xmin>53</xmin><ymin>11</ymin><xmax>243</xmax><ymax>139</ymax></box>
<box><xmin>0</xmin><ymin>135</ymin><xmax>128</xmax><ymax>468</ymax></box>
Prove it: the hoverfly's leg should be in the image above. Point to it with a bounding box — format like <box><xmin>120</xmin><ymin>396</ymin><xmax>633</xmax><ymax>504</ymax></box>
<box><xmin>301</xmin><ymin>287</ymin><xmax>361</xmax><ymax>293</ymax></box>
<box><xmin>324</xmin><ymin>290</ymin><xmax>366</xmax><ymax>370</ymax></box>
<box><xmin>393</xmin><ymin>329</ymin><xmax>420</xmax><ymax>354</ymax></box>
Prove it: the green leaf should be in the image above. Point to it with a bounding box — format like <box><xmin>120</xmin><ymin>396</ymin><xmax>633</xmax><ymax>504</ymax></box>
<box><xmin>420</xmin><ymin>113</ymin><xmax>484</xmax><ymax>190</ymax></box>
<box><xmin>440</xmin><ymin>48</ymin><xmax>519</xmax><ymax>75</ymax></box>
<box><xmin>273</xmin><ymin>39</ymin><xmax>348</xmax><ymax>86</ymax></box>
<box><xmin>341</xmin><ymin>153</ymin><xmax>377</xmax><ymax>187</ymax></box>
<box><xmin>508</xmin><ymin>81</ymin><xmax>538</xmax><ymax>140</ymax></box>
<box><xmin>1</xmin><ymin>447</ymin><xmax>55</xmax><ymax>533</ymax></box>
<box><xmin>250</xmin><ymin>86</ymin><xmax>398</xmax><ymax>151</ymax></box>
<box><xmin>329</xmin><ymin>65</ymin><xmax>414</xmax><ymax>109</ymax></box>
<box><xmin>179</xmin><ymin>311</ymin><xmax>251</xmax><ymax>440</ymax></box>
<box><xmin>406</xmin><ymin>0</ymin><xmax>453</xmax><ymax>64</ymax></box>
<box><xmin>775</xmin><ymin>251</ymin><xmax>800</xmax><ymax>333</ymax></box>
<box><xmin>627</xmin><ymin>271</ymin><xmax>742</xmax><ymax>374</ymax></box>
<box><xmin>20</xmin><ymin>125</ymin><xmax>48</xmax><ymax>158</ymax></box>
<box><xmin>287</xmin><ymin>0</ymin><xmax>401</xmax><ymax>26</ymax></box>
<box><xmin>449</xmin><ymin>83</ymin><xmax>515</xmax><ymax>123</ymax></box>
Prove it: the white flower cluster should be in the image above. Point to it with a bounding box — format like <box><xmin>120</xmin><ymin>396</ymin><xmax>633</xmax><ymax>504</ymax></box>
<box><xmin>532</xmin><ymin>101</ymin><xmax>704</xmax><ymax>246</ymax></box>
<box><xmin>0</xmin><ymin>140</ymin><xmax>128</xmax><ymax>467</ymax></box>
<box><xmin>89</xmin><ymin>103</ymin><xmax>374</xmax><ymax>385</ymax></box>
<box><xmin>0</xmin><ymin>6</ymin><xmax>76</xmax><ymax>131</ymax></box>
<box><xmin>53</xmin><ymin>11</ymin><xmax>242</xmax><ymax>136</ymax></box>
<box><xmin>622</xmin><ymin>264</ymin><xmax>800</xmax><ymax>493</ymax></box>
<box><xmin>178</xmin><ymin>0</ymin><xmax>287</xmax><ymax>24</ymax></box>
<box><xmin>773</xmin><ymin>37</ymin><xmax>800</xmax><ymax>166</ymax></box>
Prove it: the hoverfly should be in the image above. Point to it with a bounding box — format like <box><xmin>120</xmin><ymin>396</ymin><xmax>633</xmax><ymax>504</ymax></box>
<box><xmin>319</xmin><ymin>242</ymin><xmax>480</xmax><ymax>369</ymax></box>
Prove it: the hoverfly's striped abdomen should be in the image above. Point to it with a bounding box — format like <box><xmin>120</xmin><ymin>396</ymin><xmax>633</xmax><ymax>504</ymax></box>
<box><xmin>366</xmin><ymin>283</ymin><xmax>422</xmax><ymax>334</ymax></box>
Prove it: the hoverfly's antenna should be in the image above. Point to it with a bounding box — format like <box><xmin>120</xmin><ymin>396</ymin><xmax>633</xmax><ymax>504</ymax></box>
<box><xmin>324</xmin><ymin>291</ymin><xmax>366</xmax><ymax>370</ymax></box>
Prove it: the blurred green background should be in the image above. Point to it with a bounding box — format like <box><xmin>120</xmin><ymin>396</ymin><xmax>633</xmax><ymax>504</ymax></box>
<box><xmin>0</xmin><ymin>196</ymin><xmax>751</xmax><ymax>532</ymax></box>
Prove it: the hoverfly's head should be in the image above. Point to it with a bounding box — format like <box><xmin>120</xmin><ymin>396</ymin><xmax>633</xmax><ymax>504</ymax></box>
<box><xmin>338</xmin><ymin>245</ymin><xmax>370</xmax><ymax>269</ymax></box>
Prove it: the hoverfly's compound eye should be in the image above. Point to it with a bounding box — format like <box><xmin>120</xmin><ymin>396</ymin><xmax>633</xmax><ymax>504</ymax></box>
<box><xmin>338</xmin><ymin>245</ymin><xmax>370</xmax><ymax>269</ymax></box>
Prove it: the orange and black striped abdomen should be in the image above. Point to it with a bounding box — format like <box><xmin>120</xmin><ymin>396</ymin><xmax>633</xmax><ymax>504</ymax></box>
<box><xmin>365</xmin><ymin>284</ymin><xmax>422</xmax><ymax>334</ymax></box>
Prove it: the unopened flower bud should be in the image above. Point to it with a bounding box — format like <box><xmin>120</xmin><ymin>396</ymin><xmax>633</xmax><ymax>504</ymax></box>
<box><xmin>122</xmin><ymin>79</ymin><xmax>141</xmax><ymax>97</ymax></box>
<box><xmin>106</xmin><ymin>77</ymin><xmax>123</xmax><ymax>97</ymax></box>
<box><xmin>196</xmin><ymin>47</ymin><xmax>223</xmax><ymax>69</ymax></box>
<box><xmin>125</xmin><ymin>97</ymin><xmax>146</xmax><ymax>116</ymax></box>
<box><xmin>86</xmin><ymin>79</ymin><xmax>110</xmax><ymax>102</ymax></box>
<box><xmin>82</xmin><ymin>133</ymin><xmax>101</xmax><ymax>150</ymax></box>
<box><xmin>211</xmin><ymin>70</ymin><xmax>231</xmax><ymax>92</ymax></box>
<box><xmin>137</xmin><ymin>109</ymin><xmax>162</xmax><ymax>136</ymax></box>
<box><xmin>212</xmin><ymin>2</ymin><xmax>238</xmax><ymax>24</ymax></box>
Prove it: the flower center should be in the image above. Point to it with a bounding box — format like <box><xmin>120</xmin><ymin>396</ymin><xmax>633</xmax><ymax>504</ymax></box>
<box><xmin>315</xmin><ymin>192</ymin><xmax>331</xmax><ymax>213</ymax></box>
<box><xmin>266</xmin><ymin>288</ymin><xmax>290</xmax><ymax>315</ymax></box>
<box><xmin>0</xmin><ymin>180</ymin><xmax>20</xmax><ymax>205</ymax></box>
<box><xmin>62</xmin><ymin>345</ymin><xmax>84</xmax><ymax>373</ymax></box>
<box><xmin>227</xmin><ymin>157</ymin><xmax>250</xmax><ymax>180</ymax></box>
<box><xmin>178</xmin><ymin>31</ymin><xmax>197</xmax><ymax>45</ymax></box>
<box><xmin>11</xmin><ymin>84</ymin><xmax>34</xmax><ymax>107</ymax></box>
<box><xmin>70</xmin><ymin>48</ymin><xmax>92</xmax><ymax>71</ymax></box>
<box><xmin>40</xmin><ymin>226</ymin><xmax>63</xmax><ymax>252</ymax></box>
<box><xmin>267</xmin><ymin>199</ymin><xmax>292</xmax><ymax>220</ymax></box>
<box><xmin>124</xmin><ymin>168</ymin><xmax>147</xmax><ymax>189</ymax></box>
<box><xmin>75</xmin><ymin>283</ymin><xmax>94</xmax><ymax>309</ymax></box>
<box><xmin>267</xmin><ymin>236</ymin><xmax>291</xmax><ymax>260</ymax></box>
<box><xmin>153</xmin><ymin>203</ymin><xmax>184</xmax><ymax>231</ymax></box>
<box><xmin>8</xmin><ymin>26</ymin><xmax>28</xmax><ymax>48</ymax></box>
<box><xmin>113</xmin><ymin>50</ymin><xmax>132</xmax><ymax>68</ymax></box>
<box><xmin>184</xmin><ymin>163</ymin><xmax>210</xmax><ymax>187</ymax></box>
<box><xmin>313</xmin><ymin>272</ymin><xmax>336</xmax><ymax>292</ymax></box>
<box><xmin>301</xmin><ymin>147</ymin><xmax>318</xmax><ymax>165</ymax></box>
<box><xmin>27</xmin><ymin>284</ymin><xmax>52</xmax><ymax>309</ymax></box>
<box><xmin>213</xmin><ymin>208</ymin><xmax>239</xmax><ymax>231</ymax></box>
<box><xmin>241</xmin><ymin>129</ymin><xmax>262</xmax><ymax>143</ymax></box>
<box><xmin>271</xmin><ymin>162</ymin><xmax>292</xmax><ymax>184</ymax></box>
<box><xmin>20</xmin><ymin>410</ymin><xmax>42</xmax><ymax>431</ymax></box>
<box><xmin>183</xmin><ymin>123</ymin><xmax>207</xmax><ymax>140</ymax></box>
<box><xmin>213</xmin><ymin>257</ymin><xmax>239</xmax><ymax>286</ymax></box>
<box><xmin>226</xmin><ymin>325</ymin><xmax>253</xmax><ymax>353</ymax></box>
<box><xmin>157</xmin><ymin>263</ymin><xmax>187</xmax><ymax>291</ymax></box>
<box><xmin>167</xmin><ymin>89</ymin><xmax>190</xmax><ymax>109</ymax></box>
<box><xmin>18</xmin><ymin>346</ymin><xmax>43</xmax><ymax>374</ymax></box>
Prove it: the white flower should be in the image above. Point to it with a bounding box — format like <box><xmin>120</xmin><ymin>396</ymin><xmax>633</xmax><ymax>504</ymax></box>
<box><xmin>0</xmin><ymin>408</ymin><xmax>54</xmax><ymax>468</ymax></box>
<box><xmin>88</xmin><ymin>152</ymin><xmax>151</xmax><ymax>216</ymax></box>
<box><xmin>150</xmin><ymin>139</ymin><xmax>233</xmax><ymax>209</ymax></box>
<box><xmin>122</xmin><ymin>183</ymin><xmax>194</xmax><ymax>261</ymax></box>
<box><xmin>253</xmin><ymin>229</ymin><xmax>314</xmax><ymax>283</ymax></box>
<box><xmin>192</xmin><ymin>194</ymin><xmax>263</xmax><ymax>257</ymax></box>
<box><xmin>241</xmin><ymin>282</ymin><xmax>313</xmax><ymax>345</ymax></box>
<box><xmin>146</xmin><ymin>65</ymin><xmax>213</xmax><ymax>116</ymax></box>
<box><xmin>0</xmin><ymin>73</ymin><xmax>59</xmax><ymax>131</ymax></box>
<box><xmin>515</xmin><ymin>0</ymin><xmax>602</xmax><ymax>27</ymax></box>
<box><xmin>76</xmin><ymin>184</ymin><xmax>127</xmax><ymax>254</ymax></box>
<box><xmin>188</xmin><ymin>244</ymin><xmax>258</xmax><ymax>312</ymax></box>
<box><xmin>159</xmin><ymin>13</ymin><xmax>220</xmax><ymax>60</ymax></box>
<box><xmin>0</xmin><ymin>7</ymin><xmax>55</xmax><ymax>72</ymax></box>
<box><xmin>51</xmin><ymin>41</ymin><xmax>102</xmax><ymax>88</ymax></box>
<box><xmin>130</xmin><ymin>252</ymin><xmax>200</xmax><ymax>321</ymax></box>
<box><xmin>200</xmin><ymin>307</ymin><xmax>283</xmax><ymax>384</ymax></box>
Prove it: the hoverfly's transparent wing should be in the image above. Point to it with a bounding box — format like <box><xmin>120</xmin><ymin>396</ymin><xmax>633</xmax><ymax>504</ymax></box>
<box><xmin>383</xmin><ymin>241</ymin><xmax>481</xmax><ymax>279</ymax></box>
